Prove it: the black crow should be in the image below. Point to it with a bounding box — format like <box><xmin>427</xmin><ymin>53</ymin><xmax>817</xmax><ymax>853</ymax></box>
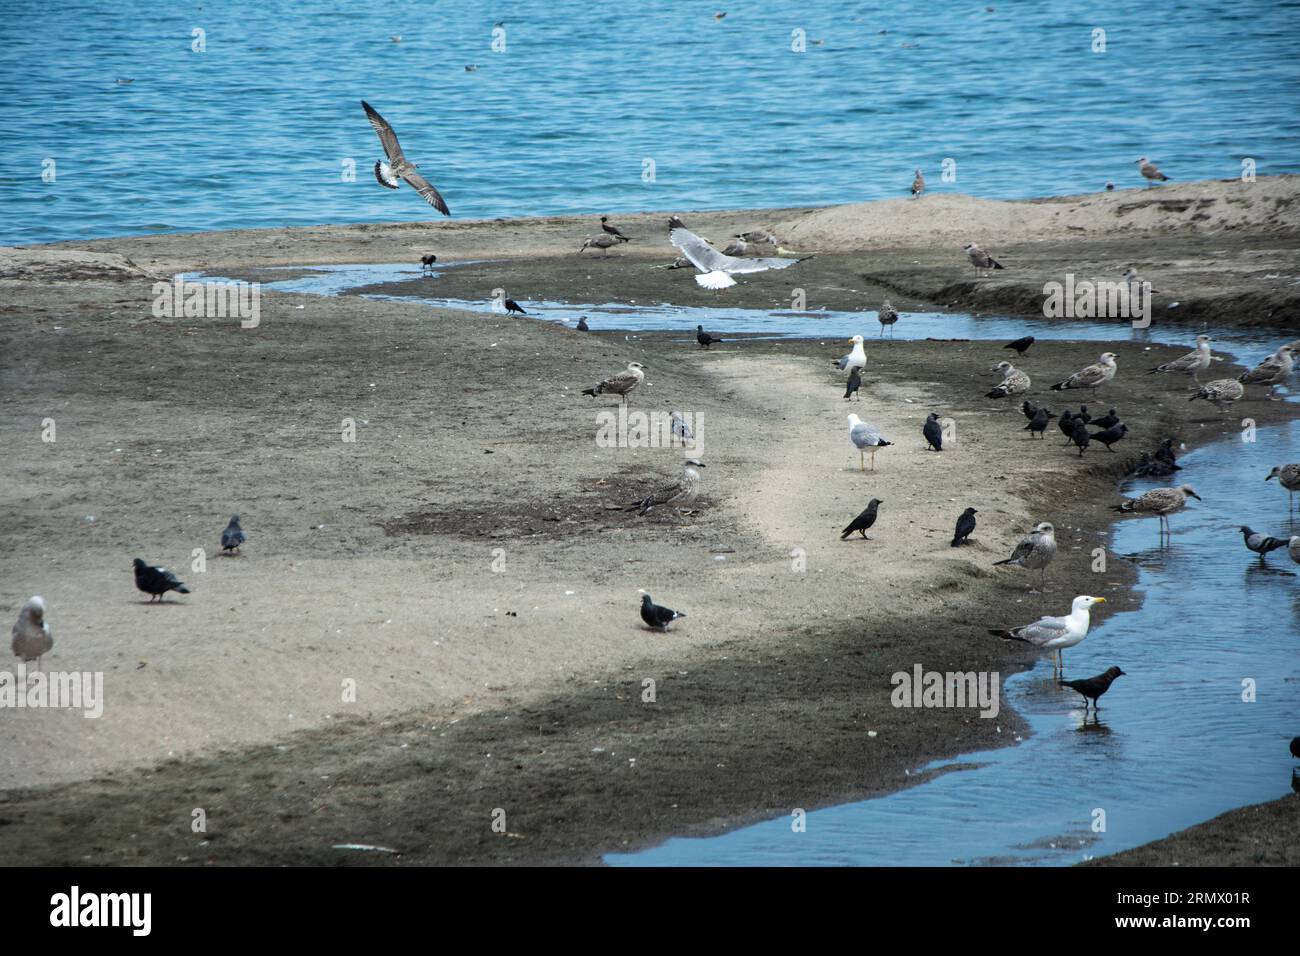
<box><xmin>696</xmin><ymin>325</ymin><xmax>723</xmax><ymax>348</ymax></box>
<box><xmin>1057</xmin><ymin>409</ymin><xmax>1076</xmax><ymax>444</ymax></box>
<box><xmin>952</xmin><ymin>507</ymin><xmax>977</xmax><ymax>546</ymax></box>
<box><xmin>1024</xmin><ymin>406</ymin><xmax>1055</xmax><ymax>439</ymax></box>
<box><xmin>1021</xmin><ymin>399</ymin><xmax>1041</xmax><ymax>421</ymax></box>
<box><xmin>923</xmin><ymin>412</ymin><xmax>944</xmax><ymax>451</ymax></box>
<box><xmin>1059</xmin><ymin>666</ymin><xmax>1125</xmax><ymax>710</ymax></box>
<box><xmin>576</xmin><ymin>316</ymin><xmax>589</xmax><ymax>331</ymax></box>
<box><xmin>1090</xmin><ymin>407</ymin><xmax>1120</xmax><ymax>430</ymax></box>
<box><xmin>844</xmin><ymin>366</ymin><xmax>861</xmax><ymax>401</ymax></box>
<box><xmin>133</xmin><ymin>558</ymin><xmax>190</xmax><ymax>602</ymax></box>
<box><xmin>1004</xmin><ymin>335</ymin><xmax>1035</xmax><ymax>356</ymax></box>
<box><xmin>600</xmin><ymin>216</ymin><xmax>632</xmax><ymax>241</ymax></box>
<box><xmin>1090</xmin><ymin>422</ymin><xmax>1128</xmax><ymax>451</ymax></box>
<box><xmin>840</xmin><ymin>499</ymin><xmax>882</xmax><ymax>540</ymax></box>
<box><xmin>1070</xmin><ymin>418</ymin><xmax>1091</xmax><ymax>456</ymax></box>
<box><xmin>420</xmin><ymin>253</ymin><xmax>437</xmax><ymax>274</ymax></box>
<box><xmin>504</xmin><ymin>299</ymin><xmax>527</xmax><ymax>315</ymax></box>
<box><xmin>640</xmin><ymin>593</ymin><xmax>685</xmax><ymax>631</ymax></box>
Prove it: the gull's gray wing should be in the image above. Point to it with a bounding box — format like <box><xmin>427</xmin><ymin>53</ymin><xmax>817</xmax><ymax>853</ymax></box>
<box><xmin>671</xmin><ymin>226</ymin><xmax>801</xmax><ymax>275</ymax></box>
<box><xmin>601</xmin><ymin>369</ymin><xmax>641</xmax><ymax>393</ymax></box>
<box><xmin>1015</xmin><ymin>615</ymin><xmax>1070</xmax><ymax>647</ymax></box>
<box><xmin>400</xmin><ymin>168</ymin><xmax>451</xmax><ymax>215</ymax></box>
<box><xmin>362</xmin><ymin>101</ymin><xmax>405</xmax><ymax>162</ymax></box>
<box><xmin>850</xmin><ymin>422</ymin><xmax>882</xmax><ymax>448</ymax></box>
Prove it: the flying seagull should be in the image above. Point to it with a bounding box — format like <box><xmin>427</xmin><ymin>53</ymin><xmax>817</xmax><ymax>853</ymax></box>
<box><xmin>600</xmin><ymin>217</ymin><xmax>632</xmax><ymax>241</ymax></box>
<box><xmin>844</xmin><ymin>366</ymin><xmax>861</xmax><ymax>401</ymax></box>
<box><xmin>696</xmin><ymin>325</ymin><xmax>723</xmax><ymax>349</ymax></box>
<box><xmin>1004</xmin><ymin>336</ymin><xmax>1035</xmax><ymax>356</ymax></box>
<box><xmin>923</xmin><ymin>412</ymin><xmax>944</xmax><ymax>451</ymax></box>
<box><xmin>221</xmin><ymin>515</ymin><xmax>246</xmax><ymax>554</ymax></box>
<box><xmin>847</xmin><ymin>414</ymin><xmax>892</xmax><ymax>472</ymax></box>
<box><xmin>1188</xmin><ymin>379</ymin><xmax>1244</xmax><ymax>412</ymax></box>
<box><xmin>840</xmin><ymin>498</ymin><xmax>882</xmax><ymax>539</ymax></box>
<box><xmin>1136</xmin><ymin>157</ymin><xmax>1169</xmax><ymax>185</ymax></box>
<box><xmin>1240</xmin><ymin>526</ymin><xmax>1288</xmax><ymax>561</ymax></box>
<box><xmin>133</xmin><ymin>558</ymin><xmax>190</xmax><ymax>602</ymax></box>
<box><xmin>1051</xmin><ymin>352</ymin><xmax>1117</xmax><ymax>392</ymax></box>
<box><xmin>993</xmin><ymin>521</ymin><xmax>1057</xmax><ymax>589</ymax></box>
<box><xmin>580</xmin><ymin>235</ymin><xmax>623</xmax><ymax>256</ymax></box>
<box><xmin>963</xmin><ymin>243</ymin><xmax>1004</xmax><ymax>270</ymax></box>
<box><xmin>1148</xmin><ymin>335</ymin><xmax>1212</xmax><ymax>384</ymax></box>
<box><xmin>1060</xmin><ymin>666</ymin><xmax>1125</xmax><ymax>712</ymax></box>
<box><xmin>669</xmin><ymin>223</ymin><xmax>807</xmax><ymax>289</ymax></box>
<box><xmin>910</xmin><ymin>169</ymin><xmax>925</xmax><ymax>197</ymax></box>
<box><xmin>1238</xmin><ymin>344</ymin><xmax>1295</xmax><ymax>399</ymax></box>
<box><xmin>987</xmin><ymin>360</ymin><xmax>1030</xmax><ymax>398</ymax></box>
<box><xmin>640</xmin><ymin>593</ymin><xmax>685</xmax><ymax>631</ymax></box>
<box><xmin>1265</xmin><ymin>463</ymin><xmax>1300</xmax><ymax>510</ymax></box>
<box><xmin>990</xmin><ymin>595</ymin><xmax>1107</xmax><ymax>676</ymax></box>
<box><xmin>627</xmin><ymin>459</ymin><xmax>704</xmax><ymax>515</ymax></box>
<box><xmin>833</xmin><ymin>335</ymin><xmax>866</xmax><ymax>372</ymax></box>
<box><xmin>361</xmin><ymin>100</ymin><xmax>450</xmax><ymax>215</ymax></box>
<box><xmin>1112</xmin><ymin>484</ymin><xmax>1201</xmax><ymax>539</ymax></box>
<box><xmin>582</xmin><ymin>362</ymin><xmax>645</xmax><ymax>403</ymax></box>
<box><xmin>877</xmin><ymin>302</ymin><xmax>900</xmax><ymax>337</ymax></box>
<box><xmin>11</xmin><ymin>596</ymin><xmax>53</xmax><ymax>670</ymax></box>
<box><xmin>952</xmin><ymin>507</ymin><xmax>977</xmax><ymax>547</ymax></box>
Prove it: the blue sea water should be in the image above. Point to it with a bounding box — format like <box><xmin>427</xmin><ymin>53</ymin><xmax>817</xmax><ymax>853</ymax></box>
<box><xmin>3</xmin><ymin>0</ymin><xmax>1299</xmax><ymax>246</ymax></box>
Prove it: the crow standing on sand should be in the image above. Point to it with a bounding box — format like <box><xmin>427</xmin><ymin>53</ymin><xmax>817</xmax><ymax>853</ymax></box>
<box><xmin>1024</xmin><ymin>406</ymin><xmax>1055</xmax><ymax>439</ymax></box>
<box><xmin>221</xmin><ymin>515</ymin><xmax>246</xmax><ymax>554</ymax></box>
<box><xmin>952</xmin><ymin>507</ymin><xmax>977</xmax><ymax>547</ymax></box>
<box><xmin>1004</xmin><ymin>336</ymin><xmax>1035</xmax><ymax>356</ymax></box>
<box><xmin>133</xmin><ymin>558</ymin><xmax>190</xmax><ymax>602</ymax></box>
<box><xmin>844</xmin><ymin>366</ymin><xmax>861</xmax><ymax>401</ymax></box>
<box><xmin>639</xmin><ymin>593</ymin><xmax>685</xmax><ymax>631</ymax></box>
<box><xmin>841</xmin><ymin>499</ymin><xmax>882</xmax><ymax>540</ymax></box>
<box><xmin>504</xmin><ymin>299</ymin><xmax>527</xmax><ymax>314</ymax></box>
<box><xmin>600</xmin><ymin>216</ymin><xmax>632</xmax><ymax>241</ymax></box>
<box><xmin>696</xmin><ymin>325</ymin><xmax>723</xmax><ymax>348</ymax></box>
<box><xmin>1070</xmin><ymin>418</ymin><xmax>1091</xmax><ymax>456</ymax></box>
<box><xmin>1021</xmin><ymin>400</ymin><xmax>1041</xmax><ymax>421</ymax></box>
<box><xmin>1090</xmin><ymin>422</ymin><xmax>1128</xmax><ymax>451</ymax></box>
<box><xmin>1060</xmin><ymin>666</ymin><xmax>1125</xmax><ymax>711</ymax></box>
<box><xmin>1090</xmin><ymin>408</ymin><xmax>1120</xmax><ymax>430</ymax></box>
<box><xmin>923</xmin><ymin>413</ymin><xmax>944</xmax><ymax>451</ymax></box>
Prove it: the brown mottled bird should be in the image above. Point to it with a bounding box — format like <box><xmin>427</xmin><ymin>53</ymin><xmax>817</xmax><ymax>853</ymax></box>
<box><xmin>582</xmin><ymin>362</ymin><xmax>645</xmax><ymax>402</ymax></box>
<box><xmin>1059</xmin><ymin>666</ymin><xmax>1125</xmax><ymax>711</ymax></box>
<box><xmin>362</xmin><ymin>101</ymin><xmax>451</xmax><ymax>215</ymax></box>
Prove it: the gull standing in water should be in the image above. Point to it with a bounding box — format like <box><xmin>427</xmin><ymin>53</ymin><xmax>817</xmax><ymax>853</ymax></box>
<box><xmin>1112</xmin><ymin>484</ymin><xmax>1201</xmax><ymax>541</ymax></box>
<box><xmin>1149</xmin><ymin>335</ymin><xmax>1212</xmax><ymax>384</ymax></box>
<box><xmin>993</xmin><ymin>522</ymin><xmax>1057</xmax><ymax>591</ymax></box>
<box><xmin>847</xmin><ymin>414</ymin><xmax>891</xmax><ymax>471</ymax></box>
<box><xmin>669</xmin><ymin>223</ymin><xmax>808</xmax><ymax>289</ymax></box>
<box><xmin>1265</xmin><ymin>463</ymin><xmax>1300</xmax><ymax>510</ymax></box>
<box><xmin>1188</xmin><ymin>379</ymin><xmax>1244</xmax><ymax>413</ymax></box>
<box><xmin>1238</xmin><ymin>344</ymin><xmax>1295</xmax><ymax>399</ymax></box>
<box><xmin>362</xmin><ymin>101</ymin><xmax>451</xmax><ymax>215</ymax></box>
<box><xmin>877</xmin><ymin>302</ymin><xmax>899</xmax><ymax>337</ymax></box>
<box><xmin>990</xmin><ymin>595</ymin><xmax>1106</xmax><ymax>676</ymax></box>
<box><xmin>1051</xmin><ymin>352</ymin><xmax>1118</xmax><ymax>393</ymax></box>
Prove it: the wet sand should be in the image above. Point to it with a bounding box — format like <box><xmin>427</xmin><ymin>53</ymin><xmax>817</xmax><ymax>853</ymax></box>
<box><xmin>1</xmin><ymin>182</ymin><xmax>1298</xmax><ymax>865</ymax></box>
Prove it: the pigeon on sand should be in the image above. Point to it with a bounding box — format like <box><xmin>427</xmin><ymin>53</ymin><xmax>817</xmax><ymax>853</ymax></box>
<box><xmin>991</xmin><ymin>595</ymin><xmax>1106</xmax><ymax>675</ymax></box>
<box><xmin>841</xmin><ymin>498</ymin><xmax>882</xmax><ymax>539</ymax></box>
<box><xmin>582</xmin><ymin>362</ymin><xmax>645</xmax><ymax>402</ymax></box>
<box><xmin>640</xmin><ymin>593</ymin><xmax>685</xmax><ymax>631</ymax></box>
<box><xmin>11</xmin><ymin>596</ymin><xmax>53</xmax><ymax>669</ymax></box>
<box><xmin>847</xmin><ymin>414</ymin><xmax>892</xmax><ymax>471</ymax></box>
<box><xmin>221</xmin><ymin>515</ymin><xmax>246</xmax><ymax>554</ymax></box>
<box><xmin>362</xmin><ymin>101</ymin><xmax>450</xmax><ymax>215</ymax></box>
<box><xmin>1051</xmin><ymin>352</ymin><xmax>1118</xmax><ymax>392</ymax></box>
<box><xmin>133</xmin><ymin>558</ymin><xmax>190</xmax><ymax>602</ymax></box>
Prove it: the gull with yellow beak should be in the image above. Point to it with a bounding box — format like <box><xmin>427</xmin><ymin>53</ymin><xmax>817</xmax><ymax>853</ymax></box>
<box><xmin>833</xmin><ymin>335</ymin><xmax>867</xmax><ymax>372</ymax></box>
<box><xmin>990</xmin><ymin>595</ymin><xmax>1107</xmax><ymax>676</ymax></box>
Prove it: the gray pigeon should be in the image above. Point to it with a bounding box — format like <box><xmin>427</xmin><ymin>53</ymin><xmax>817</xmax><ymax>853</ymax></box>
<box><xmin>1240</xmin><ymin>526</ymin><xmax>1287</xmax><ymax>560</ymax></box>
<box><xmin>221</xmin><ymin>515</ymin><xmax>246</xmax><ymax>554</ymax></box>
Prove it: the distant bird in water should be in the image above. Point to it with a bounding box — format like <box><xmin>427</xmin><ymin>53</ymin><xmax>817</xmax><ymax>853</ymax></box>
<box><xmin>1265</xmin><ymin>463</ymin><xmax>1300</xmax><ymax>510</ymax></box>
<box><xmin>1060</xmin><ymin>666</ymin><xmax>1125</xmax><ymax>712</ymax></box>
<box><xmin>1070</xmin><ymin>418</ymin><xmax>1091</xmax><ymax>456</ymax></box>
<box><xmin>1105</xmin><ymin>181</ymin><xmax>1115</xmax><ymax>191</ymax></box>
<box><xmin>841</xmin><ymin>499</ymin><xmax>882</xmax><ymax>540</ymax></box>
<box><xmin>911</xmin><ymin>169</ymin><xmax>925</xmax><ymax>197</ymax></box>
<box><xmin>582</xmin><ymin>362</ymin><xmax>645</xmax><ymax>403</ymax></box>
<box><xmin>362</xmin><ymin>101</ymin><xmax>450</xmax><ymax>215</ymax></box>
<box><xmin>1024</xmin><ymin>405</ymin><xmax>1055</xmax><ymax>439</ymax></box>
<box><xmin>1113</xmin><ymin>485</ymin><xmax>1201</xmax><ymax>540</ymax></box>
<box><xmin>465</xmin><ymin>64</ymin><xmax>478</xmax><ymax>72</ymax></box>
<box><xmin>221</xmin><ymin>515</ymin><xmax>246</xmax><ymax>555</ymax></box>
<box><xmin>844</xmin><ymin>366</ymin><xmax>861</xmax><ymax>402</ymax></box>
<box><xmin>877</xmin><ymin>302</ymin><xmax>899</xmax><ymax>337</ymax></box>
<box><xmin>696</xmin><ymin>325</ymin><xmax>723</xmax><ymax>349</ymax></box>
<box><xmin>11</xmin><ymin>596</ymin><xmax>53</xmax><ymax>670</ymax></box>
<box><xmin>1240</xmin><ymin>526</ymin><xmax>1288</xmax><ymax>561</ymax></box>
<box><xmin>963</xmin><ymin>243</ymin><xmax>1004</xmax><ymax>270</ymax></box>
<box><xmin>952</xmin><ymin>507</ymin><xmax>977</xmax><ymax>547</ymax></box>
<box><xmin>847</xmin><ymin>414</ymin><xmax>892</xmax><ymax>471</ymax></box>
<box><xmin>576</xmin><ymin>316</ymin><xmax>589</xmax><ymax>331</ymax></box>
<box><xmin>420</xmin><ymin>254</ymin><xmax>437</xmax><ymax>274</ymax></box>
<box><xmin>993</xmin><ymin>522</ymin><xmax>1057</xmax><ymax>590</ymax></box>
<box><xmin>600</xmin><ymin>216</ymin><xmax>632</xmax><ymax>241</ymax></box>
<box><xmin>923</xmin><ymin>412</ymin><xmax>944</xmax><ymax>451</ymax></box>
<box><xmin>133</xmin><ymin>558</ymin><xmax>190</xmax><ymax>602</ymax></box>
<box><xmin>1291</xmin><ymin>736</ymin><xmax>1300</xmax><ymax>760</ymax></box>
<box><xmin>1136</xmin><ymin>156</ymin><xmax>1170</xmax><ymax>185</ymax></box>
<box><xmin>714</xmin><ymin>11</ymin><xmax>727</xmax><ymax>19</ymax></box>
<box><xmin>640</xmin><ymin>593</ymin><xmax>685</xmax><ymax>632</ymax></box>
<box><xmin>504</xmin><ymin>299</ymin><xmax>526</xmax><ymax>314</ymax></box>
<box><xmin>1089</xmin><ymin>422</ymin><xmax>1128</xmax><ymax>452</ymax></box>
<box><xmin>1004</xmin><ymin>335</ymin><xmax>1035</xmax><ymax>356</ymax></box>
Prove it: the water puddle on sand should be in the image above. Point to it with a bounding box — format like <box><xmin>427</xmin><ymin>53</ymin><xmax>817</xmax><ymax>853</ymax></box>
<box><xmin>195</xmin><ymin>263</ymin><xmax>1300</xmax><ymax>865</ymax></box>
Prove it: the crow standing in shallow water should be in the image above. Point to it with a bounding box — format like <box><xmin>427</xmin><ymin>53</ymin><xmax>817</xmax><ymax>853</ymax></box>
<box><xmin>841</xmin><ymin>499</ymin><xmax>882</xmax><ymax>540</ymax></box>
<box><xmin>1059</xmin><ymin>666</ymin><xmax>1125</xmax><ymax>711</ymax></box>
<box><xmin>504</xmin><ymin>299</ymin><xmax>527</xmax><ymax>315</ymax></box>
<box><xmin>952</xmin><ymin>507</ymin><xmax>977</xmax><ymax>547</ymax></box>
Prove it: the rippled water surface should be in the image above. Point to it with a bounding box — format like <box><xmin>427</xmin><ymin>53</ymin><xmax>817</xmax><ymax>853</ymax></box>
<box><xmin>5</xmin><ymin>0</ymin><xmax>1300</xmax><ymax>245</ymax></box>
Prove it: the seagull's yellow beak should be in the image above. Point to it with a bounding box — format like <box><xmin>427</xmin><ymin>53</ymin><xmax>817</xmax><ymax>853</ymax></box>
<box><xmin>1094</xmin><ymin>597</ymin><xmax>1107</xmax><ymax>604</ymax></box>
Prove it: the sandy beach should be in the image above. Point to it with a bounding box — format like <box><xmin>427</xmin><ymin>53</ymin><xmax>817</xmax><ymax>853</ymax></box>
<box><xmin>1</xmin><ymin>178</ymin><xmax>1298</xmax><ymax>865</ymax></box>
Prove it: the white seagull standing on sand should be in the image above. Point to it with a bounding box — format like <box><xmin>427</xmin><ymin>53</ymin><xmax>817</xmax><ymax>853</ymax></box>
<box><xmin>11</xmin><ymin>596</ymin><xmax>53</xmax><ymax>672</ymax></box>
<box><xmin>847</xmin><ymin>413</ymin><xmax>891</xmax><ymax>471</ymax></box>
<box><xmin>991</xmin><ymin>595</ymin><xmax>1106</xmax><ymax>676</ymax></box>
<box><xmin>1136</xmin><ymin>157</ymin><xmax>1169</xmax><ymax>185</ymax></box>
<box><xmin>668</xmin><ymin>220</ymin><xmax>808</xmax><ymax>290</ymax></box>
<box><xmin>833</xmin><ymin>335</ymin><xmax>867</xmax><ymax>372</ymax></box>
<box><xmin>362</xmin><ymin>100</ymin><xmax>451</xmax><ymax>215</ymax></box>
<box><xmin>1051</xmin><ymin>352</ymin><xmax>1118</xmax><ymax>392</ymax></box>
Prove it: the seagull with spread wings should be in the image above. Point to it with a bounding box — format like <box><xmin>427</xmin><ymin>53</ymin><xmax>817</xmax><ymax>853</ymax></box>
<box><xmin>362</xmin><ymin>100</ymin><xmax>450</xmax><ymax>215</ymax></box>
<box><xmin>669</xmin><ymin>223</ymin><xmax>808</xmax><ymax>290</ymax></box>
